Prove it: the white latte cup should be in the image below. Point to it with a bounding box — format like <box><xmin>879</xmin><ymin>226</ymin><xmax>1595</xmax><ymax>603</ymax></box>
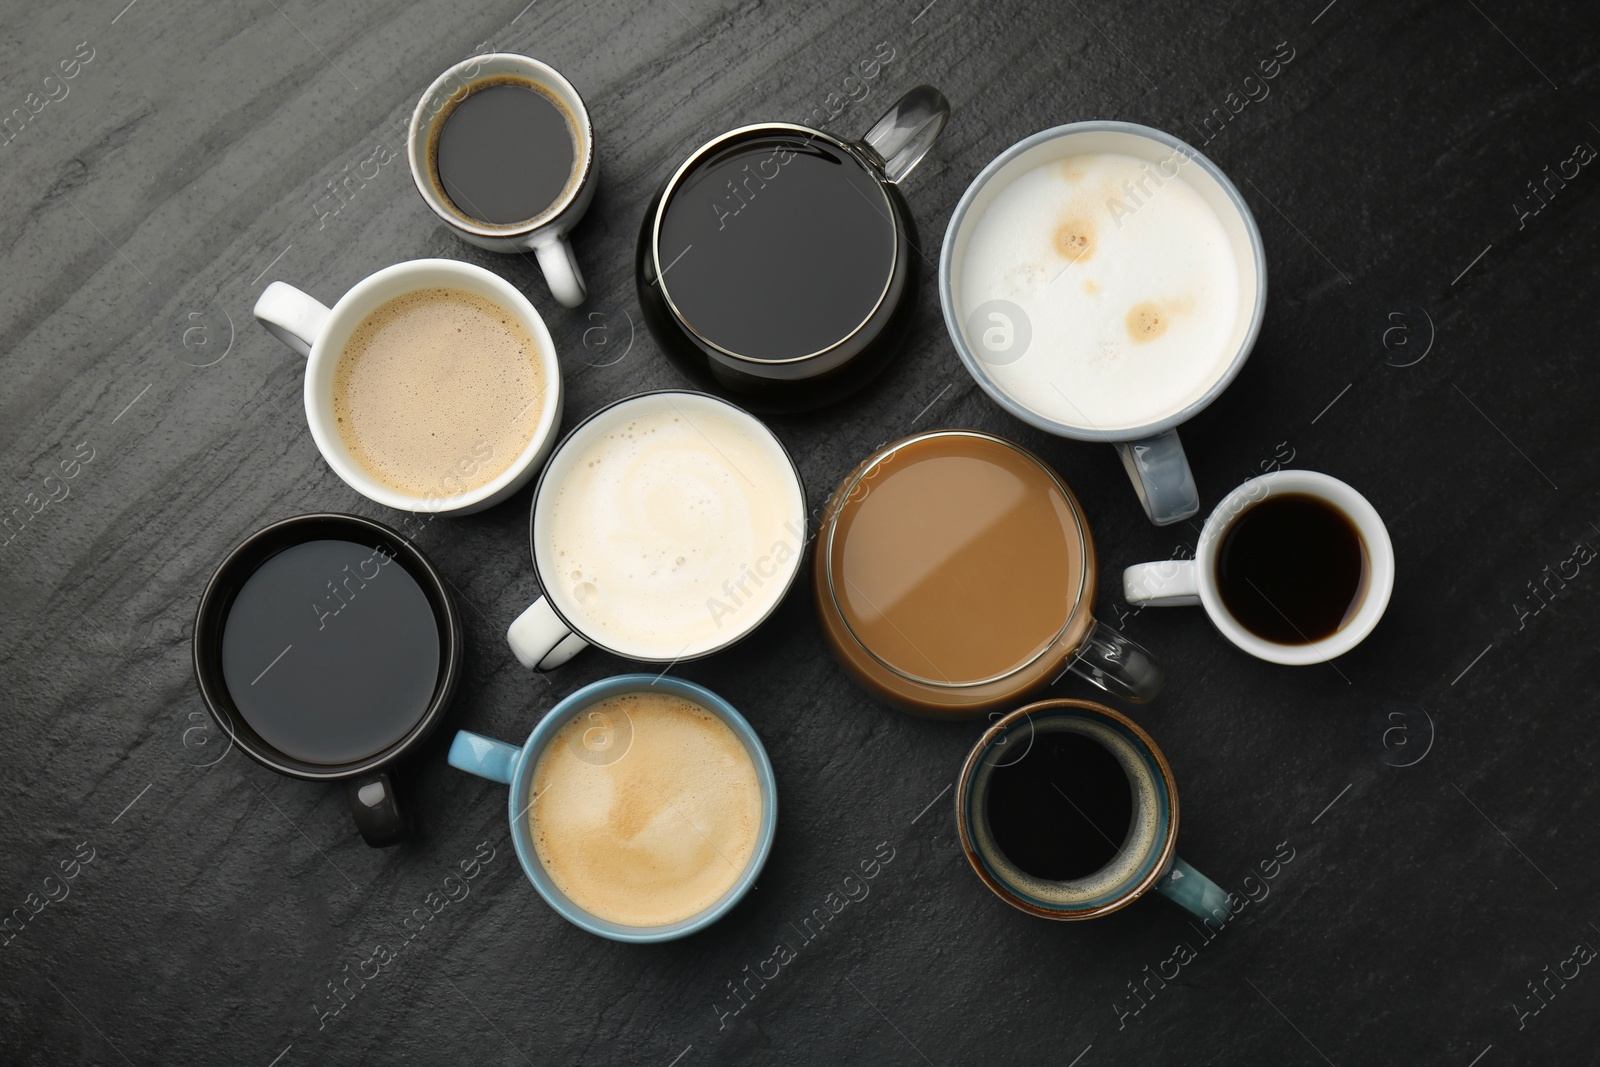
<box><xmin>253</xmin><ymin>258</ymin><xmax>564</xmax><ymax>516</ymax></box>
<box><xmin>508</xmin><ymin>390</ymin><xmax>807</xmax><ymax>670</ymax></box>
<box><xmin>940</xmin><ymin>121</ymin><xmax>1267</xmax><ymax>526</ymax></box>
<box><xmin>1122</xmin><ymin>470</ymin><xmax>1394</xmax><ymax>664</ymax></box>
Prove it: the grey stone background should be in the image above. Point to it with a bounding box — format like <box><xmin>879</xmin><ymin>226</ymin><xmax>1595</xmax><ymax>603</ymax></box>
<box><xmin>1</xmin><ymin>0</ymin><xmax>1595</xmax><ymax>1063</ymax></box>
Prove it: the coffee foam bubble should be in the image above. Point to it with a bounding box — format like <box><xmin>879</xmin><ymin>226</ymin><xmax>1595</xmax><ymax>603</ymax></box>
<box><xmin>332</xmin><ymin>287</ymin><xmax>548</xmax><ymax>499</ymax></box>
<box><xmin>958</xmin><ymin>151</ymin><xmax>1241</xmax><ymax>432</ymax></box>
<box><xmin>547</xmin><ymin>404</ymin><xmax>802</xmax><ymax>657</ymax></box>
<box><xmin>530</xmin><ymin>691</ymin><xmax>763</xmax><ymax>928</ymax></box>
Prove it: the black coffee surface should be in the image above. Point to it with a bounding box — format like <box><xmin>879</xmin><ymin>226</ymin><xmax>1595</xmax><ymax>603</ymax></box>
<box><xmin>220</xmin><ymin>539</ymin><xmax>440</xmax><ymax>766</ymax></box>
<box><xmin>436</xmin><ymin>81</ymin><xmax>575</xmax><ymax>224</ymax></box>
<box><xmin>656</xmin><ymin>136</ymin><xmax>896</xmax><ymax>361</ymax></box>
<box><xmin>985</xmin><ymin>730</ymin><xmax>1133</xmax><ymax>881</ymax></box>
<box><xmin>1215</xmin><ymin>493</ymin><xmax>1368</xmax><ymax>645</ymax></box>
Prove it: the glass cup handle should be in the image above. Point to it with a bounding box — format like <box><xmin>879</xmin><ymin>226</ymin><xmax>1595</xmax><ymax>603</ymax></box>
<box><xmin>1115</xmin><ymin>429</ymin><xmax>1200</xmax><ymax>526</ymax></box>
<box><xmin>1063</xmin><ymin>618</ymin><xmax>1165</xmax><ymax>704</ymax></box>
<box><xmin>856</xmin><ymin>85</ymin><xmax>949</xmax><ymax>184</ymax></box>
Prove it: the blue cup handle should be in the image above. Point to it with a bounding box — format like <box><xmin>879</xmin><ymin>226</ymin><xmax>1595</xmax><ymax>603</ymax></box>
<box><xmin>448</xmin><ymin>730</ymin><xmax>520</xmax><ymax>785</ymax></box>
<box><xmin>1154</xmin><ymin>856</ymin><xmax>1233</xmax><ymax>922</ymax></box>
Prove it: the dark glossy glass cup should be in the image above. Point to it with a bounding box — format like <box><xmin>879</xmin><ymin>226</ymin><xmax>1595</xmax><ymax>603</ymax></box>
<box><xmin>192</xmin><ymin>514</ymin><xmax>463</xmax><ymax>847</ymax></box>
<box><xmin>636</xmin><ymin>86</ymin><xmax>948</xmax><ymax>414</ymax></box>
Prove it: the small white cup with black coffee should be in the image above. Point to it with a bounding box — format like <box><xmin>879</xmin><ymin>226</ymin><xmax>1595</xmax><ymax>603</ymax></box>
<box><xmin>407</xmin><ymin>53</ymin><xmax>596</xmax><ymax>307</ymax></box>
<box><xmin>1123</xmin><ymin>470</ymin><xmax>1395</xmax><ymax>663</ymax></box>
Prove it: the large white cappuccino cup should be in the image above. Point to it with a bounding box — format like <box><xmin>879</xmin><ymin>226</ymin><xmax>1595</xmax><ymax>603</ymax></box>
<box><xmin>940</xmin><ymin>121</ymin><xmax>1267</xmax><ymax>526</ymax></box>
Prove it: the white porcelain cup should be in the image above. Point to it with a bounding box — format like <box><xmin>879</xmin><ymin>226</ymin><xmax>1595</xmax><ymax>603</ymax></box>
<box><xmin>407</xmin><ymin>53</ymin><xmax>596</xmax><ymax>308</ymax></box>
<box><xmin>1122</xmin><ymin>470</ymin><xmax>1394</xmax><ymax>664</ymax></box>
<box><xmin>507</xmin><ymin>390</ymin><xmax>807</xmax><ymax>671</ymax></box>
<box><xmin>940</xmin><ymin>121</ymin><xmax>1266</xmax><ymax>526</ymax></box>
<box><xmin>252</xmin><ymin>258</ymin><xmax>564</xmax><ymax>516</ymax></box>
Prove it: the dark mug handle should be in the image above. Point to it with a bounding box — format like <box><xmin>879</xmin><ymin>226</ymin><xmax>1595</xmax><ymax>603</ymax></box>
<box><xmin>856</xmin><ymin>85</ymin><xmax>949</xmax><ymax>184</ymax></box>
<box><xmin>347</xmin><ymin>771</ymin><xmax>408</xmax><ymax>848</ymax></box>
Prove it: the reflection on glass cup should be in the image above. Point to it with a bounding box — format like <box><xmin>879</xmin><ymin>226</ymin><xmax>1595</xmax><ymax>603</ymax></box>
<box><xmin>814</xmin><ymin>429</ymin><xmax>1164</xmax><ymax>718</ymax></box>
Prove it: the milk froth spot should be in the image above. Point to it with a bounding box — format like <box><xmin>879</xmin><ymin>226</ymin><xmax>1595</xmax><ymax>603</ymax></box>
<box><xmin>1126</xmin><ymin>301</ymin><xmax>1169</xmax><ymax>343</ymax></box>
<box><xmin>1053</xmin><ymin>215</ymin><xmax>1095</xmax><ymax>264</ymax></box>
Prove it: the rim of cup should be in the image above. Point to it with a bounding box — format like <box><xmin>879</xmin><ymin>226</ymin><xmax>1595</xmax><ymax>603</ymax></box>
<box><xmin>937</xmin><ymin>119</ymin><xmax>1268</xmax><ymax>443</ymax></box>
<box><xmin>525</xmin><ymin>389</ymin><xmax>807</xmax><ymax>663</ymax></box>
<box><xmin>406</xmin><ymin>52</ymin><xmax>595</xmax><ymax>238</ymax></box>
<box><xmin>508</xmin><ymin>674</ymin><xmax>778</xmax><ymax>942</ymax></box>
<box><xmin>302</xmin><ymin>258</ymin><xmax>563</xmax><ymax>514</ymax></box>
<box><xmin>955</xmin><ymin>698</ymin><xmax>1179</xmax><ymax>920</ymax></box>
<box><xmin>192</xmin><ymin>512</ymin><xmax>464</xmax><ymax>781</ymax></box>
<box><xmin>646</xmin><ymin>122</ymin><xmax>897</xmax><ymax>365</ymax></box>
<box><xmin>1196</xmin><ymin>470</ymin><xmax>1395</xmax><ymax>665</ymax></box>
<box><xmin>819</xmin><ymin>428</ymin><xmax>1092</xmax><ymax>690</ymax></box>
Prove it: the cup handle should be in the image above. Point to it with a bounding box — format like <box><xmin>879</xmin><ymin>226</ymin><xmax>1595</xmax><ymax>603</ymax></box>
<box><xmin>1064</xmin><ymin>618</ymin><xmax>1165</xmax><ymax>704</ymax></box>
<box><xmin>857</xmin><ymin>85</ymin><xmax>949</xmax><ymax>185</ymax></box>
<box><xmin>1154</xmin><ymin>856</ymin><xmax>1234</xmax><ymax>923</ymax></box>
<box><xmin>507</xmin><ymin>596</ymin><xmax>589</xmax><ymax>670</ymax></box>
<box><xmin>1123</xmin><ymin>559</ymin><xmax>1202</xmax><ymax>607</ymax></box>
<box><xmin>345</xmin><ymin>771</ymin><xmax>408</xmax><ymax>848</ymax></box>
<box><xmin>1115</xmin><ymin>429</ymin><xmax>1200</xmax><ymax>526</ymax></box>
<box><xmin>253</xmin><ymin>281</ymin><xmax>332</xmax><ymax>358</ymax></box>
<box><xmin>448</xmin><ymin>730</ymin><xmax>520</xmax><ymax>785</ymax></box>
<box><xmin>534</xmin><ymin>235</ymin><xmax>586</xmax><ymax>308</ymax></box>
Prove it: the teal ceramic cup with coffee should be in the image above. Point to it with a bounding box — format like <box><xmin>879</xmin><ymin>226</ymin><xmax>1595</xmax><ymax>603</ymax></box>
<box><xmin>449</xmin><ymin>674</ymin><xmax>777</xmax><ymax>942</ymax></box>
<box><xmin>956</xmin><ymin>698</ymin><xmax>1229</xmax><ymax>922</ymax></box>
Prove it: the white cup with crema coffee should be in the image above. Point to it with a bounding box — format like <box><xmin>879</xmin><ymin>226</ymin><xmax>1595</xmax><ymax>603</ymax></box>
<box><xmin>1123</xmin><ymin>470</ymin><xmax>1395</xmax><ymax>664</ymax></box>
<box><xmin>407</xmin><ymin>54</ymin><xmax>596</xmax><ymax>308</ymax></box>
<box><xmin>507</xmin><ymin>390</ymin><xmax>807</xmax><ymax>670</ymax></box>
<box><xmin>253</xmin><ymin>259</ymin><xmax>564</xmax><ymax>516</ymax></box>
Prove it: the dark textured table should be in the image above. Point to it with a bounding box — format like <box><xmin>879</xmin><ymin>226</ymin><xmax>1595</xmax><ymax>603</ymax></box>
<box><xmin>3</xmin><ymin>0</ymin><xmax>1597</xmax><ymax>1063</ymax></box>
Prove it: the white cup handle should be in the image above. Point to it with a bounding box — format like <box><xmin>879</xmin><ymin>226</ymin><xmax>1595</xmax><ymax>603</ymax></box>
<box><xmin>534</xmin><ymin>235</ymin><xmax>586</xmax><ymax>308</ymax></box>
<box><xmin>254</xmin><ymin>281</ymin><xmax>331</xmax><ymax>358</ymax></box>
<box><xmin>507</xmin><ymin>596</ymin><xmax>589</xmax><ymax>669</ymax></box>
<box><xmin>1124</xmin><ymin>559</ymin><xmax>1202</xmax><ymax>607</ymax></box>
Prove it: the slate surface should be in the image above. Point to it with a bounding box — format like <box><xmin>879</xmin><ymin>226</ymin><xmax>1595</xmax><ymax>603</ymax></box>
<box><xmin>2</xmin><ymin>0</ymin><xmax>1597</xmax><ymax>1064</ymax></box>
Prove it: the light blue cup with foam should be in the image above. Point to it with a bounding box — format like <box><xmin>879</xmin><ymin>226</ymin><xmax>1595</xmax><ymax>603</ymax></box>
<box><xmin>448</xmin><ymin>674</ymin><xmax>777</xmax><ymax>942</ymax></box>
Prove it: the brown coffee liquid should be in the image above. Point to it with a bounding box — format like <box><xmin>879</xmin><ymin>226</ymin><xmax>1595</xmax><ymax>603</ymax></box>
<box><xmin>656</xmin><ymin>135</ymin><xmax>896</xmax><ymax>361</ymax></box>
<box><xmin>1214</xmin><ymin>493</ymin><xmax>1368</xmax><ymax>644</ymax></box>
<box><xmin>434</xmin><ymin>78</ymin><xmax>576</xmax><ymax>225</ymax></box>
<box><xmin>826</xmin><ymin>435</ymin><xmax>1085</xmax><ymax>685</ymax></box>
<box><xmin>984</xmin><ymin>730</ymin><xmax>1132</xmax><ymax>880</ymax></box>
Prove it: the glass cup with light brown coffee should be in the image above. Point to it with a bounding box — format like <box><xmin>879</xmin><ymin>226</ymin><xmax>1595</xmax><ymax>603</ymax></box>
<box><xmin>813</xmin><ymin>429</ymin><xmax>1164</xmax><ymax>718</ymax></box>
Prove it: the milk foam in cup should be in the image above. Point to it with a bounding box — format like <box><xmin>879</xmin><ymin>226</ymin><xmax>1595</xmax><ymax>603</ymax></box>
<box><xmin>940</xmin><ymin>121</ymin><xmax>1266</xmax><ymax>526</ymax></box>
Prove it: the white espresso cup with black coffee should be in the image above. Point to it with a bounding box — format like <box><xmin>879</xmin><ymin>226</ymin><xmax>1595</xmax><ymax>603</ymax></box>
<box><xmin>407</xmin><ymin>53</ymin><xmax>595</xmax><ymax>307</ymax></box>
<box><xmin>1122</xmin><ymin>470</ymin><xmax>1395</xmax><ymax>663</ymax></box>
<box><xmin>506</xmin><ymin>390</ymin><xmax>807</xmax><ymax>670</ymax></box>
<box><xmin>253</xmin><ymin>258</ymin><xmax>564</xmax><ymax>516</ymax></box>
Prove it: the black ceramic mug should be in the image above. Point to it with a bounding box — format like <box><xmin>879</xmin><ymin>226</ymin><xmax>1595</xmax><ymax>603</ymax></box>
<box><xmin>193</xmin><ymin>514</ymin><xmax>463</xmax><ymax>847</ymax></box>
<box><xmin>636</xmin><ymin>85</ymin><xmax>949</xmax><ymax>413</ymax></box>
